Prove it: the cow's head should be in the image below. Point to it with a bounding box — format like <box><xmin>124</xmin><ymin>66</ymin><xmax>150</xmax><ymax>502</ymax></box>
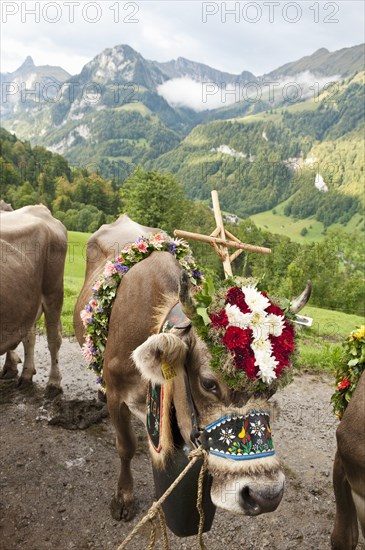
<box><xmin>132</xmin><ymin>275</ymin><xmax>311</xmax><ymax>516</ymax></box>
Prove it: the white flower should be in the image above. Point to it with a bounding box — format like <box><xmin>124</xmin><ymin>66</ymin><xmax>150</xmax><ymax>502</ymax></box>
<box><xmin>225</xmin><ymin>304</ymin><xmax>252</xmax><ymax>329</ymax></box>
<box><xmin>242</xmin><ymin>285</ymin><xmax>270</xmax><ymax>313</ymax></box>
<box><xmin>219</xmin><ymin>428</ymin><xmax>235</xmax><ymax>445</ymax></box>
<box><xmin>249</xmin><ymin>310</ymin><xmax>270</xmax><ymax>340</ymax></box>
<box><xmin>250</xmin><ymin>420</ymin><xmax>266</xmax><ymax>437</ymax></box>
<box><xmin>255</xmin><ymin>351</ymin><xmax>278</xmax><ymax>384</ymax></box>
<box><xmin>267</xmin><ymin>313</ymin><xmax>285</xmax><ymax>337</ymax></box>
<box><xmin>251</xmin><ymin>336</ymin><xmax>272</xmax><ymax>355</ymax></box>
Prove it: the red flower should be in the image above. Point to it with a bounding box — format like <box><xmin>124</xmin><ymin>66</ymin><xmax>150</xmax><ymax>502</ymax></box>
<box><xmin>223</xmin><ymin>326</ymin><xmax>250</xmax><ymax>350</ymax></box>
<box><xmin>275</xmin><ymin>321</ymin><xmax>295</xmax><ymax>352</ymax></box>
<box><xmin>209</xmin><ymin>309</ymin><xmax>229</xmax><ymax>328</ymax></box>
<box><xmin>337</xmin><ymin>377</ymin><xmax>351</xmax><ymax>391</ymax></box>
<box><xmin>243</xmin><ymin>355</ymin><xmax>258</xmax><ymax>379</ymax></box>
<box><xmin>274</xmin><ymin>361</ymin><xmax>288</xmax><ymax>378</ymax></box>
<box><xmin>226</xmin><ymin>287</ymin><xmax>250</xmax><ymax>313</ymax></box>
<box><xmin>267</xmin><ymin>303</ymin><xmax>284</xmax><ymax>316</ymax></box>
<box><xmin>233</xmin><ymin>347</ymin><xmax>258</xmax><ymax>379</ymax></box>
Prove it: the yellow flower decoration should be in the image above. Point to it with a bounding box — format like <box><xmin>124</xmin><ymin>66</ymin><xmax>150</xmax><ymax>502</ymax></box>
<box><xmin>352</xmin><ymin>325</ymin><xmax>365</xmax><ymax>340</ymax></box>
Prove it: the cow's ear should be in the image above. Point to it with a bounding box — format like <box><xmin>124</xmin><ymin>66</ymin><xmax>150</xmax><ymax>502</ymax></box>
<box><xmin>132</xmin><ymin>333</ymin><xmax>188</xmax><ymax>385</ymax></box>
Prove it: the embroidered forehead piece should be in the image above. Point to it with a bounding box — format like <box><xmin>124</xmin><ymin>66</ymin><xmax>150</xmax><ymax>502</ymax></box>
<box><xmin>201</xmin><ymin>410</ymin><xmax>274</xmax><ymax>461</ymax></box>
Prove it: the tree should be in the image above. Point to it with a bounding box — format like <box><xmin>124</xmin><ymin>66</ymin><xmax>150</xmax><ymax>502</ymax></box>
<box><xmin>120</xmin><ymin>167</ymin><xmax>188</xmax><ymax>233</ymax></box>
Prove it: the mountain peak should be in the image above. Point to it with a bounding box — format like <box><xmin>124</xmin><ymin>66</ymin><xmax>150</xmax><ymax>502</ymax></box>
<box><xmin>19</xmin><ymin>56</ymin><xmax>35</xmax><ymax>70</ymax></box>
<box><xmin>312</xmin><ymin>48</ymin><xmax>330</xmax><ymax>56</ymax></box>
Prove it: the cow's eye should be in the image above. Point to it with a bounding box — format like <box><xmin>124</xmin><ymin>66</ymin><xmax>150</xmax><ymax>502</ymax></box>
<box><xmin>201</xmin><ymin>378</ymin><xmax>218</xmax><ymax>393</ymax></box>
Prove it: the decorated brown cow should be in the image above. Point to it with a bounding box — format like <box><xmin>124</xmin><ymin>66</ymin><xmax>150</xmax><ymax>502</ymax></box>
<box><xmin>74</xmin><ymin>214</ymin><xmax>311</xmax><ymax>534</ymax></box>
<box><xmin>0</xmin><ymin>205</ymin><xmax>67</xmax><ymax>395</ymax></box>
<box><xmin>331</xmin><ymin>327</ymin><xmax>365</xmax><ymax>550</ymax></box>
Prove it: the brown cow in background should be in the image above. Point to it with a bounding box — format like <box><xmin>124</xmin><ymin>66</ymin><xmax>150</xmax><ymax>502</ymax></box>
<box><xmin>0</xmin><ymin>205</ymin><xmax>67</xmax><ymax>396</ymax></box>
<box><xmin>331</xmin><ymin>371</ymin><xmax>365</xmax><ymax>549</ymax></box>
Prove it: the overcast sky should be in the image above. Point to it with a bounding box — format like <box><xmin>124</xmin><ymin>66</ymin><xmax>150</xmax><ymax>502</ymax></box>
<box><xmin>1</xmin><ymin>1</ymin><xmax>364</xmax><ymax>76</ymax></box>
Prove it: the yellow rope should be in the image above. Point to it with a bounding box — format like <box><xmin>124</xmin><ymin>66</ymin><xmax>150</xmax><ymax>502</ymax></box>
<box><xmin>116</xmin><ymin>447</ymin><xmax>208</xmax><ymax>550</ymax></box>
<box><xmin>157</xmin><ymin>506</ymin><xmax>169</xmax><ymax>550</ymax></box>
<box><xmin>148</xmin><ymin>517</ymin><xmax>157</xmax><ymax>550</ymax></box>
<box><xmin>196</xmin><ymin>452</ymin><xmax>208</xmax><ymax>550</ymax></box>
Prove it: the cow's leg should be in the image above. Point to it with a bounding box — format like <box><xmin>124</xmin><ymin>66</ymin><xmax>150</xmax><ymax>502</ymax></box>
<box><xmin>1</xmin><ymin>350</ymin><xmax>21</xmax><ymax>379</ymax></box>
<box><xmin>331</xmin><ymin>450</ymin><xmax>359</xmax><ymax>550</ymax></box>
<box><xmin>42</xmin><ymin>296</ymin><xmax>63</xmax><ymax>397</ymax></box>
<box><xmin>18</xmin><ymin>327</ymin><xmax>37</xmax><ymax>387</ymax></box>
<box><xmin>108</xmin><ymin>397</ymin><xmax>138</xmax><ymax>521</ymax></box>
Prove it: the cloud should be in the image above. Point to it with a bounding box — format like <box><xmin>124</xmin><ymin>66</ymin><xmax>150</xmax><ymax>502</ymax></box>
<box><xmin>157</xmin><ymin>72</ymin><xmax>342</xmax><ymax>112</ymax></box>
<box><xmin>157</xmin><ymin>77</ymin><xmax>234</xmax><ymax>111</ymax></box>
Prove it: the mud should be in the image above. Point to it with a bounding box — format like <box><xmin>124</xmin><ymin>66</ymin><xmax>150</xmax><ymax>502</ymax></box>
<box><xmin>0</xmin><ymin>335</ymin><xmax>364</xmax><ymax>550</ymax></box>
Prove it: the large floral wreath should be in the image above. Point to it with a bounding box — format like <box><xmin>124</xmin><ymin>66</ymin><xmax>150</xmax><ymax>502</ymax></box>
<box><xmin>193</xmin><ymin>279</ymin><xmax>296</xmax><ymax>394</ymax></box>
<box><xmin>80</xmin><ymin>233</ymin><xmax>203</xmax><ymax>392</ymax></box>
<box><xmin>331</xmin><ymin>325</ymin><xmax>365</xmax><ymax>419</ymax></box>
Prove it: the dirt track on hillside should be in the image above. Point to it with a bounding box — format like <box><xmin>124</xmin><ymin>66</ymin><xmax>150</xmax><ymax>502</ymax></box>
<box><xmin>1</xmin><ymin>335</ymin><xmax>364</xmax><ymax>550</ymax></box>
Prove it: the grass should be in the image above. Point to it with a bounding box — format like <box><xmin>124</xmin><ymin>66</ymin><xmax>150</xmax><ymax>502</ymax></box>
<box><xmin>250</xmin><ymin>207</ymin><xmax>325</xmax><ymax>243</ymax></box>
<box><xmin>296</xmin><ymin>305</ymin><xmax>364</xmax><ymax>373</ymax></box>
<box><xmin>250</xmin><ymin>199</ymin><xmax>363</xmax><ymax>244</ymax></box>
<box><xmin>115</xmin><ymin>102</ymin><xmax>151</xmax><ymax>116</ymax></box>
<box><xmin>63</xmin><ymin>231</ymin><xmax>90</xmax><ymax>335</ymax></box>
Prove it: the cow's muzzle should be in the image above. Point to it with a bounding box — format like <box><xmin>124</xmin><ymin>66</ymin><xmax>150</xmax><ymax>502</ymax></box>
<box><xmin>239</xmin><ymin>480</ymin><xmax>284</xmax><ymax>515</ymax></box>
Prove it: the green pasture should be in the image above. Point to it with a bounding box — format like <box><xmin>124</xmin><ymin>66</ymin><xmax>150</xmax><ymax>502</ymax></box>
<box><xmin>63</xmin><ymin>231</ymin><xmax>91</xmax><ymax>335</ymax></box>
<box><xmin>250</xmin><ymin>209</ymin><xmax>325</xmax><ymax>243</ymax></box>
<box><xmin>295</xmin><ymin>305</ymin><xmax>364</xmax><ymax>373</ymax></box>
<box><xmin>250</xmin><ymin>201</ymin><xmax>363</xmax><ymax>244</ymax></box>
<box><xmin>56</xmin><ymin>230</ymin><xmax>365</xmax><ymax>375</ymax></box>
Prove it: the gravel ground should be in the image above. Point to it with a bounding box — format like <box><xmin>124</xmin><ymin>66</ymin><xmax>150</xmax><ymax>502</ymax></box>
<box><xmin>1</xmin><ymin>335</ymin><xmax>364</xmax><ymax>550</ymax></box>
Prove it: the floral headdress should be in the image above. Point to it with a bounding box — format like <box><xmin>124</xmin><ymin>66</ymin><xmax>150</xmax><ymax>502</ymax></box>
<box><xmin>80</xmin><ymin>233</ymin><xmax>203</xmax><ymax>392</ymax></box>
<box><xmin>193</xmin><ymin>278</ymin><xmax>296</xmax><ymax>394</ymax></box>
<box><xmin>331</xmin><ymin>325</ymin><xmax>365</xmax><ymax>419</ymax></box>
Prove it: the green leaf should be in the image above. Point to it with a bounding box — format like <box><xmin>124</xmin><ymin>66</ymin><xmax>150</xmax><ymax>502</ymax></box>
<box><xmin>197</xmin><ymin>306</ymin><xmax>211</xmax><ymax>326</ymax></box>
<box><xmin>348</xmin><ymin>358</ymin><xmax>359</xmax><ymax>367</ymax></box>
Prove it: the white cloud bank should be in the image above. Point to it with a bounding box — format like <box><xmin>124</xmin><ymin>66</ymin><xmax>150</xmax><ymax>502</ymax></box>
<box><xmin>157</xmin><ymin>77</ymin><xmax>231</xmax><ymax>111</ymax></box>
<box><xmin>157</xmin><ymin>72</ymin><xmax>341</xmax><ymax>112</ymax></box>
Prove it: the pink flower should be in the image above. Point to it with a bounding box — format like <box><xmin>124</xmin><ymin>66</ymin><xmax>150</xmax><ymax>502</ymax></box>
<box><xmin>85</xmin><ymin>335</ymin><xmax>94</xmax><ymax>346</ymax></box>
<box><xmin>150</xmin><ymin>233</ymin><xmax>164</xmax><ymax>246</ymax></box>
<box><xmin>80</xmin><ymin>309</ymin><xmax>92</xmax><ymax>327</ymax></box>
<box><xmin>116</xmin><ymin>255</ymin><xmax>124</xmax><ymax>263</ymax></box>
<box><xmin>93</xmin><ymin>280</ymin><xmax>102</xmax><ymax>293</ymax></box>
<box><xmin>103</xmin><ymin>261</ymin><xmax>117</xmax><ymax>277</ymax></box>
<box><xmin>136</xmin><ymin>241</ymin><xmax>148</xmax><ymax>253</ymax></box>
<box><xmin>81</xmin><ymin>343</ymin><xmax>94</xmax><ymax>364</ymax></box>
<box><xmin>152</xmin><ymin>233</ymin><xmax>164</xmax><ymax>241</ymax></box>
<box><xmin>90</xmin><ymin>299</ymin><xmax>97</xmax><ymax>309</ymax></box>
<box><xmin>122</xmin><ymin>245</ymin><xmax>132</xmax><ymax>254</ymax></box>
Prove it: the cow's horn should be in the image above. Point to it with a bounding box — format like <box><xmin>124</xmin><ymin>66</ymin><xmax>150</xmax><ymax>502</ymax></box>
<box><xmin>290</xmin><ymin>280</ymin><xmax>312</xmax><ymax>314</ymax></box>
<box><xmin>179</xmin><ymin>271</ymin><xmax>196</xmax><ymax>319</ymax></box>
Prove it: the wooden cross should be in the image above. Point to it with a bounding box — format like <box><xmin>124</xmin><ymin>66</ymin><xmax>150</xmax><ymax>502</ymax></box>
<box><xmin>174</xmin><ymin>190</ymin><xmax>271</xmax><ymax>278</ymax></box>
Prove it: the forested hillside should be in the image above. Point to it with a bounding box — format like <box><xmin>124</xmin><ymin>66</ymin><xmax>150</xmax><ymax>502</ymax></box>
<box><xmin>153</xmin><ymin>73</ymin><xmax>365</xmax><ymax>226</ymax></box>
<box><xmin>1</xmin><ymin>127</ymin><xmax>364</xmax><ymax>316</ymax></box>
<box><xmin>0</xmin><ymin>127</ymin><xmax>120</xmax><ymax>232</ymax></box>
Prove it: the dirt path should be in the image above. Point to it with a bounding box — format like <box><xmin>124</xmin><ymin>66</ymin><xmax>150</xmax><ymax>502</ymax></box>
<box><xmin>1</xmin><ymin>336</ymin><xmax>364</xmax><ymax>550</ymax></box>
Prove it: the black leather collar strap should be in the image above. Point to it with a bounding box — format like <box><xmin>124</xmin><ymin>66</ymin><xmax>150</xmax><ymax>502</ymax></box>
<box><xmin>183</xmin><ymin>372</ymin><xmax>202</xmax><ymax>448</ymax></box>
<box><xmin>161</xmin><ymin>302</ymin><xmax>201</xmax><ymax>447</ymax></box>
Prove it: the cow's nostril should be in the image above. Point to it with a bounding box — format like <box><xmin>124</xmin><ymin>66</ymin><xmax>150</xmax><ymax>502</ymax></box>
<box><xmin>240</xmin><ymin>486</ymin><xmax>261</xmax><ymax>515</ymax></box>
